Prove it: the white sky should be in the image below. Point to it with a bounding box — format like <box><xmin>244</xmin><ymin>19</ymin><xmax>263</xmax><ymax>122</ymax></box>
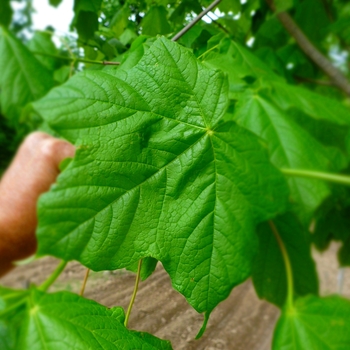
<box><xmin>31</xmin><ymin>0</ymin><xmax>73</xmax><ymax>35</ymax></box>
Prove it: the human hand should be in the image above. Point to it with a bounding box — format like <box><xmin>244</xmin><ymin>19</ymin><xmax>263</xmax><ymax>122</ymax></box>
<box><xmin>0</xmin><ymin>132</ymin><xmax>75</xmax><ymax>276</ymax></box>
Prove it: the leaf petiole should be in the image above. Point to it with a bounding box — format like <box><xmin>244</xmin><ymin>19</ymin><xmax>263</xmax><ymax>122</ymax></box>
<box><xmin>197</xmin><ymin>44</ymin><xmax>219</xmax><ymax>60</ymax></box>
<box><xmin>268</xmin><ymin>221</ymin><xmax>294</xmax><ymax>310</ymax></box>
<box><xmin>281</xmin><ymin>168</ymin><xmax>350</xmax><ymax>186</ymax></box>
<box><xmin>38</xmin><ymin>260</ymin><xmax>67</xmax><ymax>292</ymax></box>
<box><xmin>124</xmin><ymin>259</ymin><xmax>143</xmax><ymax>328</ymax></box>
<box><xmin>80</xmin><ymin>268</ymin><xmax>90</xmax><ymax>297</ymax></box>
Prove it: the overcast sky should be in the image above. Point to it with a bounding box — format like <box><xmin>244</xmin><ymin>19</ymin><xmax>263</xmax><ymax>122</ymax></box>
<box><xmin>32</xmin><ymin>0</ymin><xmax>73</xmax><ymax>34</ymax></box>
<box><xmin>29</xmin><ymin>0</ymin><xmax>219</xmax><ymax>33</ymax></box>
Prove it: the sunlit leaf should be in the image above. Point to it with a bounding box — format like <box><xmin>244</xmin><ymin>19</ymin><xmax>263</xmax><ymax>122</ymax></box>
<box><xmin>34</xmin><ymin>37</ymin><xmax>288</xmax><ymax>314</ymax></box>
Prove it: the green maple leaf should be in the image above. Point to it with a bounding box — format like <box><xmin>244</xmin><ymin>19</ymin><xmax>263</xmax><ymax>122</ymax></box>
<box><xmin>34</xmin><ymin>37</ymin><xmax>288</xmax><ymax>314</ymax></box>
<box><xmin>273</xmin><ymin>295</ymin><xmax>350</xmax><ymax>350</ymax></box>
<box><xmin>0</xmin><ymin>287</ymin><xmax>172</xmax><ymax>349</ymax></box>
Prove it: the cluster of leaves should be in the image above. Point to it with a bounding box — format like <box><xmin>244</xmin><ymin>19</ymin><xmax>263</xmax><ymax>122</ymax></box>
<box><xmin>1</xmin><ymin>0</ymin><xmax>350</xmax><ymax>349</ymax></box>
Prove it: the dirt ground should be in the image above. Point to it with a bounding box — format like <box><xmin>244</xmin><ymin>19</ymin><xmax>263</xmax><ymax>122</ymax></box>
<box><xmin>1</xmin><ymin>242</ymin><xmax>350</xmax><ymax>350</ymax></box>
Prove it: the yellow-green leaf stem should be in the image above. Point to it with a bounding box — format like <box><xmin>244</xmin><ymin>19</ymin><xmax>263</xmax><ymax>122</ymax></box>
<box><xmin>268</xmin><ymin>221</ymin><xmax>294</xmax><ymax>310</ymax></box>
<box><xmin>281</xmin><ymin>168</ymin><xmax>350</xmax><ymax>186</ymax></box>
<box><xmin>79</xmin><ymin>268</ymin><xmax>90</xmax><ymax>297</ymax></box>
<box><xmin>124</xmin><ymin>259</ymin><xmax>143</xmax><ymax>328</ymax></box>
<box><xmin>38</xmin><ymin>260</ymin><xmax>67</xmax><ymax>292</ymax></box>
<box><xmin>197</xmin><ymin>44</ymin><xmax>219</xmax><ymax>60</ymax></box>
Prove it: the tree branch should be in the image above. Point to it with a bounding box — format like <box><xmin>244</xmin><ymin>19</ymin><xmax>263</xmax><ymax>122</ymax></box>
<box><xmin>266</xmin><ymin>0</ymin><xmax>350</xmax><ymax>97</ymax></box>
<box><xmin>172</xmin><ymin>0</ymin><xmax>222</xmax><ymax>42</ymax></box>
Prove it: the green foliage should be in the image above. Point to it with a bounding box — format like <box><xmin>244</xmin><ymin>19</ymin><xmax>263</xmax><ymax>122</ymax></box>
<box><xmin>1</xmin><ymin>0</ymin><xmax>350</xmax><ymax>348</ymax></box>
<box><xmin>0</xmin><ymin>0</ymin><xmax>12</xmax><ymax>28</ymax></box>
<box><xmin>234</xmin><ymin>88</ymin><xmax>335</xmax><ymax>223</ymax></box>
<box><xmin>27</xmin><ymin>31</ymin><xmax>60</xmax><ymax>71</ymax></box>
<box><xmin>0</xmin><ymin>28</ymin><xmax>54</xmax><ymax>125</ymax></box>
<box><xmin>252</xmin><ymin>213</ymin><xmax>318</xmax><ymax>308</ymax></box>
<box><xmin>49</xmin><ymin>0</ymin><xmax>63</xmax><ymax>7</ymax></box>
<box><xmin>313</xmin><ymin>187</ymin><xmax>350</xmax><ymax>267</ymax></box>
<box><xmin>141</xmin><ymin>6</ymin><xmax>172</xmax><ymax>36</ymax></box>
<box><xmin>0</xmin><ymin>287</ymin><xmax>172</xmax><ymax>349</ymax></box>
<box><xmin>73</xmin><ymin>0</ymin><xmax>103</xmax><ymax>42</ymax></box>
<box><xmin>33</xmin><ymin>38</ymin><xmax>288</xmax><ymax>314</ymax></box>
<box><xmin>272</xmin><ymin>295</ymin><xmax>350</xmax><ymax>350</ymax></box>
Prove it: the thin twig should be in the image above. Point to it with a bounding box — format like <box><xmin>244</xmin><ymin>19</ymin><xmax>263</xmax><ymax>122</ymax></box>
<box><xmin>172</xmin><ymin>0</ymin><xmax>222</xmax><ymax>42</ymax></box>
<box><xmin>31</xmin><ymin>51</ymin><xmax>120</xmax><ymax>65</ymax></box>
<box><xmin>79</xmin><ymin>268</ymin><xmax>90</xmax><ymax>296</ymax></box>
<box><xmin>266</xmin><ymin>0</ymin><xmax>350</xmax><ymax>97</ymax></box>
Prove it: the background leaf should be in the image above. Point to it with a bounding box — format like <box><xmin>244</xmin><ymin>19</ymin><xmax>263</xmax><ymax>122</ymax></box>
<box><xmin>49</xmin><ymin>0</ymin><xmax>63</xmax><ymax>6</ymax></box>
<box><xmin>141</xmin><ymin>6</ymin><xmax>172</xmax><ymax>36</ymax></box>
<box><xmin>233</xmin><ymin>89</ymin><xmax>333</xmax><ymax>224</ymax></box>
<box><xmin>27</xmin><ymin>31</ymin><xmax>59</xmax><ymax>71</ymax></box>
<box><xmin>273</xmin><ymin>295</ymin><xmax>350</xmax><ymax>350</ymax></box>
<box><xmin>203</xmin><ymin>37</ymin><xmax>282</xmax><ymax>86</ymax></box>
<box><xmin>264</xmin><ymin>81</ymin><xmax>350</xmax><ymax>126</ymax></box>
<box><xmin>0</xmin><ymin>28</ymin><xmax>54</xmax><ymax>124</ymax></box>
<box><xmin>252</xmin><ymin>214</ymin><xmax>318</xmax><ymax>308</ymax></box>
<box><xmin>72</xmin><ymin>0</ymin><xmax>102</xmax><ymax>42</ymax></box>
<box><xmin>0</xmin><ymin>0</ymin><xmax>13</xmax><ymax>28</ymax></box>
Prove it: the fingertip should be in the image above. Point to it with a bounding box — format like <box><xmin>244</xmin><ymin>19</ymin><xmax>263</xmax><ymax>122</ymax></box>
<box><xmin>39</xmin><ymin>137</ymin><xmax>75</xmax><ymax>170</ymax></box>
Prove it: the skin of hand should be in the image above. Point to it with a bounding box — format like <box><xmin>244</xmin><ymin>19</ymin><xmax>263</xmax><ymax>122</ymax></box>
<box><xmin>0</xmin><ymin>132</ymin><xmax>75</xmax><ymax>277</ymax></box>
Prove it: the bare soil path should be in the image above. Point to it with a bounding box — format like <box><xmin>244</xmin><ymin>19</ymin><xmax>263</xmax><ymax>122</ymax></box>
<box><xmin>1</xmin><ymin>243</ymin><xmax>349</xmax><ymax>350</ymax></box>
